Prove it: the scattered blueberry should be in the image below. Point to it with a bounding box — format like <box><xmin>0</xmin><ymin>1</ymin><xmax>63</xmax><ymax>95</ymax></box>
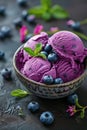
<box><xmin>54</xmin><ymin>78</ymin><xmax>63</xmax><ymax>84</ymax></box>
<box><xmin>40</xmin><ymin>111</ymin><xmax>54</xmax><ymax>125</ymax></box>
<box><xmin>71</xmin><ymin>22</ymin><xmax>80</xmax><ymax>30</ymax></box>
<box><xmin>1</xmin><ymin>68</ymin><xmax>12</xmax><ymax>80</ymax></box>
<box><xmin>0</xmin><ymin>6</ymin><xmax>6</xmax><ymax>16</ymax></box>
<box><xmin>13</xmin><ymin>18</ymin><xmax>22</xmax><ymax>28</ymax></box>
<box><xmin>40</xmin><ymin>51</ymin><xmax>48</xmax><ymax>57</ymax></box>
<box><xmin>42</xmin><ymin>75</ymin><xmax>53</xmax><ymax>85</ymax></box>
<box><xmin>27</xmin><ymin>15</ymin><xmax>36</xmax><ymax>25</ymax></box>
<box><xmin>0</xmin><ymin>51</ymin><xmax>5</xmax><ymax>60</ymax></box>
<box><xmin>17</xmin><ymin>0</ymin><xmax>27</xmax><ymax>7</ymax></box>
<box><xmin>44</xmin><ymin>44</ymin><xmax>52</xmax><ymax>53</ymax></box>
<box><xmin>1</xmin><ymin>26</ymin><xmax>11</xmax><ymax>37</ymax></box>
<box><xmin>67</xmin><ymin>93</ymin><xmax>78</xmax><ymax>105</ymax></box>
<box><xmin>0</xmin><ymin>31</ymin><xmax>5</xmax><ymax>40</ymax></box>
<box><xmin>28</xmin><ymin>101</ymin><xmax>40</xmax><ymax>112</ymax></box>
<box><xmin>48</xmin><ymin>53</ymin><xmax>58</xmax><ymax>63</ymax></box>
<box><xmin>22</xmin><ymin>10</ymin><xmax>28</xmax><ymax>20</ymax></box>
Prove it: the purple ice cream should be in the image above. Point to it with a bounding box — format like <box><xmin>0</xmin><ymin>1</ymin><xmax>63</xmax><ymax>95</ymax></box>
<box><xmin>21</xmin><ymin>57</ymin><xmax>51</xmax><ymax>82</ymax></box>
<box><xmin>23</xmin><ymin>32</ymin><xmax>48</xmax><ymax>61</ymax></box>
<box><xmin>48</xmin><ymin>31</ymin><xmax>87</xmax><ymax>68</ymax></box>
<box><xmin>54</xmin><ymin>58</ymin><xmax>84</xmax><ymax>83</ymax></box>
<box><xmin>15</xmin><ymin>31</ymin><xmax>86</xmax><ymax>83</ymax></box>
<box><xmin>16</xmin><ymin>48</ymin><xmax>25</xmax><ymax>71</ymax></box>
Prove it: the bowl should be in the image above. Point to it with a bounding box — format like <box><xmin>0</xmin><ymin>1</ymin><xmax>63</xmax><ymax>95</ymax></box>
<box><xmin>13</xmin><ymin>45</ymin><xmax>87</xmax><ymax>99</ymax></box>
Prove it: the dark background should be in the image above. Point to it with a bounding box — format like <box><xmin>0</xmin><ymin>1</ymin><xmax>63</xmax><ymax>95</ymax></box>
<box><xmin>0</xmin><ymin>0</ymin><xmax>87</xmax><ymax>130</ymax></box>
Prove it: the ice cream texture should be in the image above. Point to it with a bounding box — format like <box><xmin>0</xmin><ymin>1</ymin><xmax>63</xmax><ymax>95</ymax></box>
<box><xmin>16</xmin><ymin>31</ymin><xmax>87</xmax><ymax>83</ymax></box>
<box><xmin>48</xmin><ymin>31</ymin><xmax>87</xmax><ymax>68</ymax></box>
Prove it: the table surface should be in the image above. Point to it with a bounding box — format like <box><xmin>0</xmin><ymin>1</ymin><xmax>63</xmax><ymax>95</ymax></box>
<box><xmin>0</xmin><ymin>0</ymin><xmax>87</xmax><ymax>130</ymax></box>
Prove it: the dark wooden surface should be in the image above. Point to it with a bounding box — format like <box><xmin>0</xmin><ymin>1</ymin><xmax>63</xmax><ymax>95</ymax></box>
<box><xmin>0</xmin><ymin>0</ymin><xmax>87</xmax><ymax>130</ymax></box>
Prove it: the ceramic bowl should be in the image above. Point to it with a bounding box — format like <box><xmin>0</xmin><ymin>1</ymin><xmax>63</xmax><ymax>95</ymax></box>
<box><xmin>13</xmin><ymin>45</ymin><xmax>87</xmax><ymax>99</ymax></box>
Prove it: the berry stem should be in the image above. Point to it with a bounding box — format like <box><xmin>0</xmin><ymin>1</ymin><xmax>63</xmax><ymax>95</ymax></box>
<box><xmin>75</xmin><ymin>99</ymin><xmax>83</xmax><ymax>109</ymax></box>
<box><xmin>80</xmin><ymin>18</ymin><xmax>87</xmax><ymax>25</ymax></box>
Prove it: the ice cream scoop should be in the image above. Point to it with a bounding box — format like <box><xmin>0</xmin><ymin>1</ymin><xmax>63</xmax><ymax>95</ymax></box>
<box><xmin>21</xmin><ymin>57</ymin><xmax>51</xmax><ymax>82</ymax></box>
<box><xmin>41</xmin><ymin>66</ymin><xmax>57</xmax><ymax>82</ymax></box>
<box><xmin>23</xmin><ymin>32</ymin><xmax>48</xmax><ymax>62</ymax></box>
<box><xmin>48</xmin><ymin>31</ymin><xmax>87</xmax><ymax>68</ymax></box>
<box><xmin>54</xmin><ymin>58</ymin><xmax>84</xmax><ymax>83</ymax></box>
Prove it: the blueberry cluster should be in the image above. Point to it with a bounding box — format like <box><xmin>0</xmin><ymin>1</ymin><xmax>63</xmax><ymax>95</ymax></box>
<box><xmin>43</xmin><ymin>76</ymin><xmax>63</xmax><ymax>85</ymax></box>
<box><xmin>40</xmin><ymin>44</ymin><xmax>63</xmax><ymax>85</ymax></box>
<box><xmin>13</xmin><ymin>13</ymin><xmax>36</xmax><ymax>29</ymax></box>
<box><xmin>13</xmin><ymin>9</ymin><xmax>36</xmax><ymax>43</ymax></box>
<box><xmin>28</xmin><ymin>101</ymin><xmax>54</xmax><ymax>125</ymax></box>
<box><xmin>41</xmin><ymin>44</ymin><xmax>58</xmax><ymax>63</ymax></box>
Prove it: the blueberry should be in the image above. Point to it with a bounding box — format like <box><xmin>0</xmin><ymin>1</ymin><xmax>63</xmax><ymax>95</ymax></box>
<box><xmin>28</xmin><ymin>101</ymin><xmax>40</xmax><ymax>112</ymax></box>
<box><xmin>71</xmin><ymin>22</ymin><xmax>80</xmax><ymax>30</ymax></box>
<box><xmin>27</xmin><ymin>15</ymin><xmax>36</xmax><ymax>25</ymax></box>
<box><xmin>0</xmin><ymin>51</ymin><xmax>5</xmax><ymax>60</ymax></box>
<box><xmin>48</xmin><ymin>53</ymin><xmax>58</xmax><ymax>63</ymax></box>
<box><xmin>0</xmin><ymin>31</ymin><xmax>5</xmax><ymax>40</ymax></box>
<box><xmin>67</xmin><ymin>93</ymin><xmax>78</xmax><ymax>105</ymax></box>
<box><xmin>40</xmin><ymin>51</ymin><xmax>48</xmax><ymax>57</ymax></box>
<box><xmin>44</xmin><ymin>44</ymin><xmax>52</xmax><ymax>53</ymax></box>
<box><xmin>1</xmin><ymin>68</ymin><xmax>12</xmax><ymax>80</ymax></box>
<box><xmin>42</xmin><ymin>75</ymin><xmax>53</xmax><ymax>85</ymax></box>
<box><xmin>13</xmin><ymin>18</ymin><xmax>22</xmax><ymax>28</ymax></box>
<box><xmin>0</xmin><ymin>6</ymin><xmax>6</xmax><ymax>15</ymax></box>
<box><xmin>40</xmin><ymin>111</ymin><xmax>54</xmax><ymax>125</ymax></box>
<box><xmin>17</xmin><ymin>0</ymin><xmax>27</xmax><ymax>7</ymax></box>
<box><xmin>1</xmin><ymin>26</ymin><xmax>11</xmax><ymax>37</ymax></box>
<box><xmin>54</xmin><ymin>78</ymin><xmax>63</xmax><ymax>84</ymax></box>
<box><xmin>22</xmin><ymin>10</ymin><xmax>28</xmax><ymax>20</ymax></box>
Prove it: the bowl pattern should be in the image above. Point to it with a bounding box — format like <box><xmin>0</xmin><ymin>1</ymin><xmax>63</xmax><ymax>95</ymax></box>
<box><xmin>13</xmin><ymin>45</ymin><xmax>87</xmax><ymax>99</ymax></box>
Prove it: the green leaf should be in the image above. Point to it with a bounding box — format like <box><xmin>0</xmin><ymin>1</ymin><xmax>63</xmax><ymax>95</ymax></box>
<box><xmin>51</xmin><ymin>5</ymin><xmax>69</xmax><ymax>19</ymax></box>
<box><xmin>24</xmin><ymin>47</ymin><xmax>35</xmax><ymax>56</ymax></box>
<box><xmin>41</xmin><ymin>0</ymin><xmax>52</xmax><ymax>10</ymax></box>
<box><xmin>37</xmin><ymin>53</ymin><xmax>47</xmax><ymax>59</ymax></box>
<box><xmin>73</xmin><ymin>31</ymin><xmax>87</xmax><ymax>41</ymax></box>
<box><xmin>11</xmin><ymin>89</ymin><xmax>30</xmax><ymax>98</ymax></box>
<box><xmin>34</xmin><ymin>43</ymin><xmax>43</xmax><ymax>55</ymax></box>
<box><xmin>42</xmin><ymin>12</ymin><xmax>52</xmax><ymax>21</ymax></box>
<box><xmin>28</xmin><ymin>6</ymin><xmax>45</xmax><ymax>17</ymax></box>
<box><xmin>80</xmin><ymin>109</ymin><xmax>85</xmax><ymax>119</ymax></box>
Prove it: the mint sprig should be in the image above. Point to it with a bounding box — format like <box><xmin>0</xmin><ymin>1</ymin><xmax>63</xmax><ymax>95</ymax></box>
<box><xmin>11</xmin><ymin>89</ymin><xmax>30</xmax><ymax>98</ymax></box>
<box><xmin>24</xmin><ymin>43</ymin><xmax>46</xmax><ymax>59</ymax></box>
<box><xmin>28</xmin><ymin>0</ymin><xmax>69</xmax><ymax>21</ymax></box>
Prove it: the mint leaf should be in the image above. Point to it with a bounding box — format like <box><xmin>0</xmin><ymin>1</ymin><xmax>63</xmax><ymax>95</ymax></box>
<box><xmin>80</xmin><ymin>109</ymin><xmax>85</xmax><ymax>119</ymax></box>
<box><xmin>37</xmin><ymin>53</ymin><xmax>47</xmax><ymax>59</ymax></box>
<box><xmin>41</xmin><ymin>0</ymin><xmax>52</xmax><ymax>10</ymax></box>
<box><xmin>11</xmin><ymin>89</ymin><xmax>30</xmax><ymax>98</ymax></box>
<box><xmin>34</xmin><ymin>43</ymin><xmax>42</xmax><ymax>55</ymax></box>
<box><xmin>51</xmin><ymin>5</ymin><xmax>69</xmax><ymax>19</ymax></box>
<box><xmin>42</xmin><ymin>12</ymin><xmax>52</xmax><ymax>21</ymax></box>
<box><xmin>28</xmin><ymin>6</ymin><xmax>45</xmax><ymax>17</ymax></box>
<box><xmin>24</xmin><ymin>47</ymin><xmax>35</xmax><ymax>56</ymax></box>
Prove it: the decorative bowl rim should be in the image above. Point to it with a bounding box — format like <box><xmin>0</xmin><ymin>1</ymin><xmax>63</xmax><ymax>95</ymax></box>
<box><xmin>13</xmin><ymin>45</ymin><xmax>87</xmax><ymax>88</ymax></box>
